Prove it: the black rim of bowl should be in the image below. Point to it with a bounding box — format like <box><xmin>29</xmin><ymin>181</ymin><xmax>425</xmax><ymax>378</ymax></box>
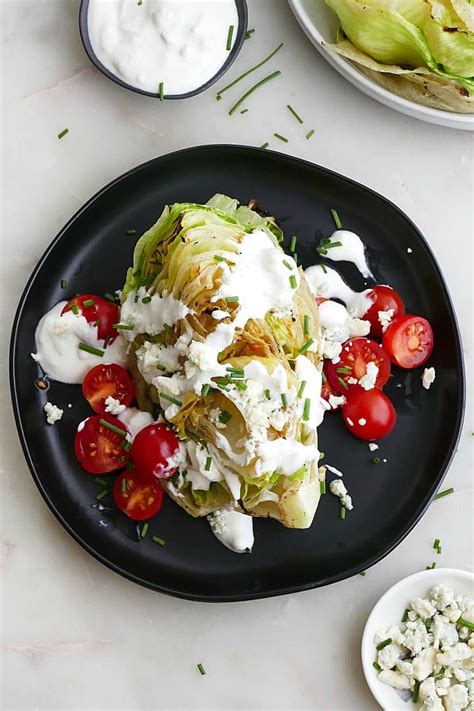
<box><xmin>79</xmin><ymin>0</ymin><xmax>248</xmax><ymax>100</ymax></box>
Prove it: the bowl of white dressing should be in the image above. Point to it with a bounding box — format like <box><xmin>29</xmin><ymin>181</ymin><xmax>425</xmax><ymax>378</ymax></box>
<box><xmin>79</xmin><ymin>0</ymin><xmax>248</xmax><ymax>100</ymax></box>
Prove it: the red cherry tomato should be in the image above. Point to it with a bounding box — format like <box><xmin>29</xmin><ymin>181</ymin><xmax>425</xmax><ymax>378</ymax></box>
<box><xmin>362</xmin><ymin>286</ymin><xmax>405</xmax><ymax>338</ymax></box>
<box><xmin>321</xmin><ymin>363</ymin><xmax>344</xmax><ymax>410</ymax></box>
<box><xmin>342</xmin><ymin>388</ymin><xmax>397</xmax><ymax>441</ymax></box>
<box><xmin>326</xmin><ymin>338</ymin><xmax>391</xmax><ymax>394</ymax></box>
<box><xmin>74</xmin><ymin>414</ymin><xmax>131</xmax><ymax>474</ymax></box>
<box><xmin>61</xmin><ymin>294</ymin><xmax>120</xmax><ymax>343</ymax></box>
<box><xmin>131</xmin><ymin>423</ymin><xmax>180</xmax><ymax>480</ymax></box>
<box><xmin>113</xmin><ymin>469</ymin><xmax>164</xmax><ymax>521</ymax></box>
<box><xmin>82</xmin><ymin>364</ymin><xmax>134</xmax><ymax>416</ymax></box>
<box><xmin>382</xmin><ymin>315</ymin><xmax>434</xmax><ymax>369</ymax></box>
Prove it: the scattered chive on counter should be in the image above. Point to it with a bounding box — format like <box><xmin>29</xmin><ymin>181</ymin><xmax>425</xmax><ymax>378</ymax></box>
<box><xmin>287</xmin><ymin>104</ymin><xmax>303</xmax><ymax>124</ymax></box>
<box><xmin>260</xmin><ymin>142</ymin><xmax>269</xmax><ymax>149</ymax></box>
<box><xmin>57</xmin><ymin>128</ymin><xmax>69</xmax><ymax>139</ymax></box>
<box><xmin>158</xmin><ymin>82</ymin><xmax>164</xmax><ymax>100</ymax></box>
<box><xmin>228</xmin><ymin>70</ymin><xmax>281</xmax><ymax>116</ymax></box>
<box><xmin>197</xmin><ymin>663</ymin><xmax>207</xmax><ymax>676</ymax></box>
<box><xmin>216</xmin><ymin>42</ymin><xmax>283</xmax><ymax>98</ymax></box>
<box><xmin>306</xmin><ymin>129</ymin><xmax>315</xmax><ymax>140</ymax></box>
<box><xmin>245</xmin><ymin>28</ymin><xmax>255</xmax><ymax>40</ymax></box>
<box><xmin>274</xmin><ymin>132</ymin><xmax>288</xmax><ymax>143</ymax></box>
<box><xmin>433</xmin><ymin>487</ymin><xmax>454</xmax><ymax>500</ymax></box>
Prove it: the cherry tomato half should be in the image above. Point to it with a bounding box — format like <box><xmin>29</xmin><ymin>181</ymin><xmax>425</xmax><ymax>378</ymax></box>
<box><xmin>113</xmin><ymin>469</ymin><xmax>164</xmax><ymax>521</ymax></box>
<box><xmin>82</xmin><ymin>364</ymin><xmax>135</xmax><ymax>416</ymax></box>
<box><xmin>383</xmin><ymin>315</ymin><xmax>434</xmax><ymax>369</ymax></box>
<box><xmin>131</xmin><ymin>423</ymin><xmax>180</xmax><ymax>480</ymax></box>
<box><xmin>321</xmin><ymin>363</ymin><xmax>344</xmax><ymax>410</ymax></box>
<box><xmin>326</xmin><ymin>338</ymin><xmax>391</xmax><ymax>394</ymax></box>
<box><xmin>362</xmin><ymin>286</ymin><xmax>405</xmax><ymax>338</ymax></box>
<box><xmin>74</xmin><ymin>414</ymin><xmax>131</xmax><ymax>474</ymax></box>
<box><xmin>62</xmin><ymin>294</ymin><xmax>120</xmax><ymax>343</ymax></box>
<box><xmin>342</xmin><ymin>388</ymin><xmax>397</xmax><ymax>441</ymax></box>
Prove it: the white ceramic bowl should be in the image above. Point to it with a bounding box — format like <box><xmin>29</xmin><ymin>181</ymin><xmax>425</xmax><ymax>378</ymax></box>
<box><xmin>361</xmin><ymin>568</ymin><xmax>474</xmax><ymax>710</ymax></box>
<box><xmin>288</xmin><ymin>0</ymin><xmax>474</xmax><ymax>131</ymax></box>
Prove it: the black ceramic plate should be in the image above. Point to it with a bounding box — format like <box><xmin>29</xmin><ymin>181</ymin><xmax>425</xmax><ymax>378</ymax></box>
<box><xmin>10</xmin><ymin>146</ymin><xmax>464</xmax><ymax>602</ymax></box>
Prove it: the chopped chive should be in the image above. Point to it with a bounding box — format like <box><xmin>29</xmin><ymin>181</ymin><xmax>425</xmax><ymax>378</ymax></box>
<box><xmin>213</xmin><ymin>254</ymin><xmax>226</xmax><ymax>262</ymax></box>
<box><xmin>151</xmin><ymin>535</ymin><xmax>165</xmax><ymax>546</ymax></box>
<box><xmin>244</xmin><ymin>28</ymin><xmax>255</xmax><ymax>39</ymax></box>
<box><xmin>298</xmin><ymin>381</ymin><xmax>306</xmax><ymax>398</ymax></box>
<box><xmin>121</xmin><ymin>439</ymin><xmax>131</xmax><ymax>452</ymax></box>
<box><xmin>376</xmin><ymin>638</ymin><xmax>392</xmax><ymax>651</ymax></box>
<box><xmin>99</xmin><ymin>418</ymin><xmax>128</xmax><ymax>438</ymax></box>
<box><xmin>121</xmin><ymin>477</ymin><xmax>127</xmax><ymax>493</ymax></box>
<box><xmin>289</xmin><ymin>275</ymin><xmax>297</xmax><ymax>289</ymax></box>
<box><xmin>201</xmin><ymin>384</ymin><xmax>211</xmax><ymax>397</ymax></box>
<box><xmin>228</xmin><ymin>70</ymin><xmax>281</xmax><ymax>116</ymax></box>
<box><xmin>226</xmin><ymin>24</ymin><xmax>234</xmax><ymax>50</ymax></box>
<box><xmin>224</xmin><ymin>296</ymin><xmax>239</xmax><ymax>303</ymax></box>
<box><xmin>226</xmin><ymin>367</ymin><xmax>244</xmax><ymax>376</ymax></box>
<box><xmin>437</xmin><ymin>546</ymin><xmax>442</xmax><ymax>554</ymax></box>
<box><xmin>299</xmin><ymin>339</ymin><xmax>314</xmax><ymax>354</ymax></box>
<box><xmin>281</xmin><ymin>393</ymin><xmax>288</xmax><ymax>409</ymax></box>
<box><xmin>82</xmin><ymin>298</ymin><xmax>95</xmax><ymax>308</ymax></box>
<box><xmin>303</xmin><ymin>315</ymin><xmax>309</xmax><ymax>335</ymax></box>
<box><xmin>142</xmin><ymin>296</ymin><xmax>152</xmax><ymax>304</ymax></box>
<box><xmin>126</xmin><ymin>229</ymin><xmax>137</xmax><ymax>236</ymax></box>
<box><xmin>60</xmin><ymin>279</ymin><xmax>68</xmax><ymax>289</ymax></box>
<box><xmin>103</xmin><ymin>337</ymin><xmax>110</xmax><ymax>349</ymax></box>
<box><xmin>274</xmin><ymin>133</ymin><xmax>288</xmax><ymax>143</ymax></box>
<box><xmin>289</xmin><ymin>235</ymin><xmax>297</xmax><ymax>253</ymax></box>
<box><xmin>57</xmin><ymin>128</ymin><xmax>69</xmax><ymax>139</ymax></box>
<box><xmin>402</xmin><ymin>608</ymin><xmax>410</xmax><ymax>622</ymax></box>
<box><xmin>264</xmin><ymin>389</ymin><xmax>271</xmax><ymax>400</ymax></box>
<box><xmin>291</xmin><ymin>252</ymin><xmax>298</xmax><ymax>265</ymax></box>
<box><xmin>94</xmin><ymin>477</ymin><xmax>107</xmax><ymax>487</ymax></box>
<box><xmin>303</xmin><ymin>398</ymin><xmax>311</xmax><ymax>421</ymax></box>
<box><xmin>458</xmin><ymin>618</ymin><xmax>474</xmax><ymax>631</ymax></box>
<box><xmin>95</xmin><ymin>489</ymin><xmax>108</xmax><ymax>501</ymax></box>
<box><xmin>159</xmin><ymin>393</ymin><xmax>182</xmax><ymax>407</ymax></box>
<box><xmin>320</xmin><ymin>480</ymin><xmax>326</xmax><ymax>494</ymax></box>
<box><xmin>373</xmin><ymin>661</ymin><xmax>382</xmax><ymax>672</ymax></box>
<box><xmin>336</xmin><ymin>367</ymin><xmax>351</xmax><ymax>374</ymax></box>
<box><xmin>140</xmin><ymin>522</ymin><xmax>149</xmax><ymax>539</ymax></box>
<box><xmin>197</xmin><ymin>663</ymin><xmax>206</xmax><ymax>676</ymax></box>
<box><xmin>359</xmin><ymin>571</ymin><xmax>366</xmax><ymax>576</ymax></box>
<box><xmin>217</xmin><ymin>42</ymin><xmax>283</xmax><ymax>98</ymax></box>
<box><xmin>306</xmin><ymin>129</ymin><xmax>315</xmax><ymax>140</ymax></box>
<box><xmin>126</xmin><ymin>461</ymin><xmax>134</xmax><ymax>471</ymax></box>
<box><xmin>287</xmin><ymin>104</ymin><xmax>303</xmax><ymax>124</ymax></box>
<box><xmin>205</xmin><ymin>456</ymin><xmax>212</xmax><ymax>472</ymax></box>
<box><xmin>319</xmin><ymin>451</ymin><xmax>325</xmax><ymax>460</ymax></box>
<box><xmin>325</xmin><ymin>241</ymin><xmax>343</xmax><ymax>249</ymax></box>
<box><xmin>330</xmin><ymin>208</ymin><xmax>342</xmax><ymax>230</ymax></box>
<box><xmin>158</xmin><ymin>82</ymin><xmax>164</xmax><ymax>101</ymax></box>
<box><xmin>104</xmin><ymin>292</ymin><xmax>116</xmax><ymax>302</ymax></box>
<box><xmin>412</xmin><ymin>681</ymin><xmax>420</xmax><ymax>704</ymax></box>
<box><xmin>260</xmin><ymin>142</ymin><xmax>269</xmax><ymax>149</ymax></box>
<box><xmin>283</xmin><ymin>259</ymin><xmax>293</xmax><ymax>270</ymax></box>
<box><xmin>71</xmin><ymin>303</ymin><xmax>79</xmax><ymax>316</ymax></box>
<box><xmin>433</xmin><ymin>538</ymin><xmax>440</xmax><ymax>550</ymax></box>
<box><xmin>218</xmin><ymin>410</ymin><xmax>231</xmax><ymax>424</ymax></box>
<box><xmin>339</xmin><ymin>505</ymin><xmax>346</xmax><ymax>520</ymax></box>
<box><xmin>337</xmin><ymin>376</ymin><xmax>348</xmax><ymax>390</ymax></box>
<box><xmin>433</xmin><ymin>487</ymin><xmax>454</xmax><ymax>500</ymax></box>
<box><xmin>321</xmin><ymin>263</ymin><xmax>328</xmax><ymax>274</ymax></box>
<box><xmin>234</xmin><ymin>381</ymin><xmax>248</xmax><ymax>392</ymax></box>
<box><xmin>240</xmin><ymin>109</ymin><xmax>248</xmax><ymax>115</ymax></box>
<box><xmin>79</xmin><ymin>342</ymin><xmax>104</xmax><ymax>357</ymax></box>
<box><xmin>317</xmin><ymin>247</ymin><xmax>328</xmax><ymax>256</ymax></box>
<box><xmin>372</xmin><ymin>456</ymin><xmax>381</xmax><ymax>464</ymax></box>
<box><xmin>113</xmin><ymin>323</ymin><xmax>134</xmax><ymax>330</ymax></box>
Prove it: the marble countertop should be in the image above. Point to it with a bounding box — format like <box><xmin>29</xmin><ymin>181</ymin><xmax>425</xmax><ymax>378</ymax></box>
<box><xmin>1</xmin><ymin>1</ymin><xmax>472</xmax><ymax>709</ymax></box>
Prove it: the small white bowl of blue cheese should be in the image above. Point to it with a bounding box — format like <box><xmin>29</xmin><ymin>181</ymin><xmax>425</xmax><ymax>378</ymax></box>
<box><xmin>361</xmin><ymin>569</ymin><xmax>474</xmax><ymax>711</ymax></box>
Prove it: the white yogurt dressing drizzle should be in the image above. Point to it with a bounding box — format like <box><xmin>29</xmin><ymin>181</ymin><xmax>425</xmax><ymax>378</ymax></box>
<box><xmin>325</xmin><ymin>230</ymin><xmax>373</xmax><ymax>279</ymax></box>
<box><xmin>32</xmin><ymin>302</ymin><xmax>128</xmax><ymax>384</ymax></box>
<box><xmin>87</xmin><ymin>0</ymin><xmax>239</xmax><ymax>95</ymax></box>
<box><xmin>208</xmin><ymin>509</ymin><xmax>254</xmax><ymax>553</ymax></box>
<box><xmin>304</xmin><ymin>264</ymin><xmax>373</xmax><ymax>318</ymax></box>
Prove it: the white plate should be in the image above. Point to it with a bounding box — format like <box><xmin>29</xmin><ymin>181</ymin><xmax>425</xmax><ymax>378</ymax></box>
<box><xmin>288</xmin><ymin>0</ymin><xmax>474</xmax><ymax>131</ymax></box>
<box><xmin>361</xmin><ymin>568</ymin><xmax>474</xmax><ymax>710</ymax></box>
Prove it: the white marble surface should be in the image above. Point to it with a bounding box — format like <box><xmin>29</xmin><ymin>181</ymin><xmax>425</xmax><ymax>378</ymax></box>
<box><xmin>1</xmin><ymin>2</ymin><xmax>473</xmax><ymax>709</ymax></box>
